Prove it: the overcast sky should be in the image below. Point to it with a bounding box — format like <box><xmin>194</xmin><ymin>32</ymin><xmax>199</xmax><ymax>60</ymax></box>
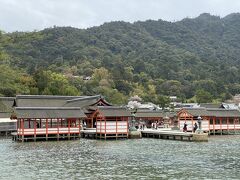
<box><xmin>1</xmin><ymin>0</ymin><xmax>240</xmax><ymax>32</ymax></box>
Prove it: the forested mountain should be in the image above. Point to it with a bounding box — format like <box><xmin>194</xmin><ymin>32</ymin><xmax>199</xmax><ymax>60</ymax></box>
<box><xmin>0</xmin><ymin>13</ymin><xmax>240</xmax><ymax>105</ymax></box>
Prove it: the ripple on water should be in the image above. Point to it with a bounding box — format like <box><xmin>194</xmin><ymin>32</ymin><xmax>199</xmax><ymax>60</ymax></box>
<box><xmin>0</xmin><ymin>136</ymin><xmax>240</xmax><ymax>179</ymax></box>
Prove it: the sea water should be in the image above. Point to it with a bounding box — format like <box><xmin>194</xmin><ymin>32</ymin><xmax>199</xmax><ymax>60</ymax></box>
<box><xmin>0</xmin><ymin>136</ymin><xmax>239</xmax><ymax>179</ymax></box>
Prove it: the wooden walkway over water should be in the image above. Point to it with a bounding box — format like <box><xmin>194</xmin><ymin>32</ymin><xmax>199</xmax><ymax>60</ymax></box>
<box><xmin>81</xmin><ymin>128</ymin><xmax>128</xmax><ymax>139</ymax></box>
<box><xmin>81</xmin><ymin>128</ymin><xmax>97</xmax><ymax>138</ymax></box>
<box><xmin>81</xmin><ymin>128</ymin><xmax>196</xmax><ymax>141</ymax></box>
<box><xmin>141</xmin><ymin>129</ymin><xmax>194</xmax><ymax>141</ymax></box>
<box><xmin>11</xmin><ymin>128</ymin><xmax>208</xmax><ymax>142</ymax></box>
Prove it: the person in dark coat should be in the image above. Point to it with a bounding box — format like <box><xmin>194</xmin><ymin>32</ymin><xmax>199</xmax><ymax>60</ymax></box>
<box><xmin>193</xmin><ymin>122</ymin><xmax>198</xmax><ymax>133</ymax></box>
<box><xmin>183</xmin><ymin>122</ymin><xmax>188</xmax><ymax>132</ymax></box>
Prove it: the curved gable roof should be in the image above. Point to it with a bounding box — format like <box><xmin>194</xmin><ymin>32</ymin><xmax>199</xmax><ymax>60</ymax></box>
<box><xmin>15</xmin><ymin>107</ymin><xmax>86</xmax><ymax>119</ymax></box>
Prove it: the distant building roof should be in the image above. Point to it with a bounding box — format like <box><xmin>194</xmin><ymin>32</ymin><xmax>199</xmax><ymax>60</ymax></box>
<box><xmin>15</xmin><ymin>107</ymin><xmax>86</xmax><ymax>119</ymax></box>
<box><xmin>64</xmin><ymin>95</ymin><xmax>111</xmax><ymax>108</ymax></box>
<box><xmin>200</xmin><ymin>103</ymin><xmax>221</xmax><ymax>108</ymax></box>
<box><xmin>180</xmin><ymin>108</ymin><xmax>240</xmax><ymax>117</ymax></box>
<box><xmin>221</xmin><ymin>103</ymin><xmax>239</xmax><ymax>110</ymax></box>
<box><xmin>135</xmin><ymin>110</ymin><xmax>164</xmax><ymax>118</ymax></box>
<box><xmin>98</xmin><ymin>106</ymin><xmax>132</xmax><ymax>117</ymax></box>
<box><xmin>0</xmin><ymin>112</ymin><xmax>12</xmax><ymax>118</ymax></box>
<box><xmin>206</xmin><ymin>108</ymin><xmax>240</xmax><ymax>117</ymax></box>
<box><xmin>175</xmin><ymin>103</ymin><xmax>200</xmax><ymax>108</ymax></box>
<box><xmin>127</xmin><ymin>101</ymin><xmax>160</xmax><ymax>110</ymax></box>
<box><xmin>15</xmin><ymin>95</ymin><xmax>84</xmax><ymax>107</ymax></box>
<box><xmin>133</xmin><ymin>110</ymin><xmax>176</xmax><ymax>118</ymax></box>
<box><xmin>14</xmin><ymin>95</ymin><xmax>108</xmax><ymax>108</ymax></box>
<box><xmin>13</xmin><ymin>95</ymin><xmax>114</xmax><ymax>119</ymax></box>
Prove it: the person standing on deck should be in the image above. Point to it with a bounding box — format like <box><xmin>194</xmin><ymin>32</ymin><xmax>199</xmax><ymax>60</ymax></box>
<box><xmin>193</xmin><ymin>122</ymin><xmax>198</xmax><ymax>133</ymax></box>
<box><xmin>183</xmin><ymin>122</ymin><xmax>188</xmax><ymax>132</ymax></box>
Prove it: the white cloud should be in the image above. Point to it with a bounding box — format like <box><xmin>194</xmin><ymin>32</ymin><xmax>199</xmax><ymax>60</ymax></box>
<box><xmin>0</xmin><ymin>0</ymin><xmax>240</xmax><ymax>32</ymax></box>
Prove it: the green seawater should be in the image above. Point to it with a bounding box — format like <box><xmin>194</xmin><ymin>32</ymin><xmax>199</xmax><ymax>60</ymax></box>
<box><xmin>0</xmin><ymin>136</ymin><xmax>239</xmax><ymax>179</ymax></box>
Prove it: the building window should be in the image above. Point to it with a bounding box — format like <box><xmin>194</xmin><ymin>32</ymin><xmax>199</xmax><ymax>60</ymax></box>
<box><xmin>210</xmin><ymin>119</ymin><xmax>213</xmax><ymax>125</ymax></box>
<box><xmin>229</xmin><ymin>118</ymin><xmax>234</xmax><ymax>124</ymax></box>
<box><xmin>222</xmin><ymin>118</ymin><xmax>227</xmax><ymax>124</ymax></box>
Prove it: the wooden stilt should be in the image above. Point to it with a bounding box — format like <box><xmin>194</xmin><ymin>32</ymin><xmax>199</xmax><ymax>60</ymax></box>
<box><xmin>68</xmin><ymin>119</ymin><xmax>70</xmax><ymax>140</ymax></box>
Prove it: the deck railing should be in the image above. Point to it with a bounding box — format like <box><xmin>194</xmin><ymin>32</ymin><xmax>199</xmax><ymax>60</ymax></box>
<box><xmin>17</xmin><ymin>127</ymin><xmax>80</xmax><ymax>135</ymax></box>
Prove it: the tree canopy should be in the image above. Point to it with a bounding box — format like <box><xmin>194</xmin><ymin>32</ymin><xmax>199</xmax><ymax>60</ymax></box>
<box><xmin>1</xmin><ymin>13</ymin><xmax>240</xmax><ymax>104</ymax></box>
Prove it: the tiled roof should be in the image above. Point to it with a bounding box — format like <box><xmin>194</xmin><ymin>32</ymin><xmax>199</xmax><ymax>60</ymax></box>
<box><xmin>15</xmin><ymin>95</ymin><xmax>83</xmax><ymax>107</ymax></box>
<box><xmin>0</xmin><ymin>112</ymin><xmax>12</xmax><ymax>118</ymax></box>
<box><xmin>98</xmin><ymin>106</ymin><xmax>132</xmax><ymax>117</ymax></box>
<box><xmin>15</xmin><ymin>95</ymin><xmax>106</xmax><ymax>108</ymax></box>
<box><xmin>135</xmin><ymin>110</ymin><xmax>164</xmax><ymax>118</ymax></box>
<box><xmin>206</xmin><ymin>108</ymin><xmax>240</xmax><ymax>117</ymax></box>
<box><xmin>15</xmin><ymin>107</ymin><xmax>86</xmax><ymax>119</ymax></box>
<box><xmin>134</xmin><ymin>110</ymin><xmax>177</xmax><ymax>118</ymax></box>
<box><xmin>64</xmin><ymin>95</ymin><xmax>102</xmax><ymax>108</ymax></box>
<box><xmin>182</xmin><ymin>108</ymin><xmax>240</xmax><ymax>117</ymax></box>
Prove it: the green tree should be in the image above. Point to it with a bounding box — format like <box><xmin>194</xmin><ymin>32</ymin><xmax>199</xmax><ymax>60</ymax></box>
<box><xmin>157</xmin><ymin>95</ymin><xmax>170</xmax><ymax>110</ymax></box>
<box><xmin>196</xmin><ymin>89</ymin><xmax>213</xmax><ymax>103</ymax></box>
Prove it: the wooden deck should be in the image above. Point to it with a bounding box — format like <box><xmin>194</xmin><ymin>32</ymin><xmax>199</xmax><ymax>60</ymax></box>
<box><xmin>81</xmin><ymin>128</ymin><xmax>128</xmax><ymax>139</ymax></box>
<box><xmin>141</xmin><ymin>129</ymin><xmax>194</xmax><ymax>141</ymax></box>
<box><xmin>12</xmin><ymin>127</ymin><xmax>81</xmax><ymax>142</ymax></box>
<box><xmin>81</xmin><ymin>128</ymin><xmax>97</xmax><ymax>138</ymax></box>
<box><xmin>17</xmin><ymin>128</ymin><xmax>80</xmax><ymax>135</ymax></box>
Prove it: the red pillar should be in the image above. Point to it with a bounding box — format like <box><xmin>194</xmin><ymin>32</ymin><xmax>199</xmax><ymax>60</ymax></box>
<box><xmin>105</xmin><ymin>117</ymin><xmax>106</xmax><ymax>139</ymax></box>
<box><xmin>100</xmin><ymin>117</ymin><xmax>102</xmax><ymax>134</ymax></box>
<box><xmin>57</xmin><ymin>118</ymin><xmax>59</xmax><ymax>135</ymax></box>
<box><xmin>127</xmin><ymin>117</ymin><xmax>129</xmax><ymax>134</ymax></box>
<box><xmin>234</xmin><ymin>118</ymin><xmax>236</xmax><ymax>131</ymax></box>
<box><xmin>46</xmin><ymin>119</ymin><xmax>48</xmax><ymax>138</ymax></box>
<box><xmin>116</xmin><ymin>116</ymin><xmax>118</xmax><ymax>135</ymax></box>
<box><xmin>68</xmin><ymin>119</ymin><xmax>70</xmax><ymax>137</ymax></box>
<box><xmin>220</xmin><ymin>117</ymin><xmax>222</xmax><ymax>134</ymax></box>
<box><xmin>22</xmin><ymin>119</ymin><xmax>25</xmax><ymax>135</ymax></box>
<box><xmin>227</xmin><ymin>117</ymin><xmax>229</xmax><ymax>132</ymax></box>
<box><xmin>22</xmin><ymin>119</ymin><xmax>25</xmax><ymax>142</ymax></box>
<box><xmin>213</xmin><ymin>117</ymin><xmax>215</xmax><ymax>134</ymax></box>
<box><xmin>191</xmin><ymin>117</ymin><xmax>193</xmax><ymax>133</ymax></box>
<box><xmin>34</xmin><ymin>119</ymin><xmax>36</xmax><ymax>141</ymax></box>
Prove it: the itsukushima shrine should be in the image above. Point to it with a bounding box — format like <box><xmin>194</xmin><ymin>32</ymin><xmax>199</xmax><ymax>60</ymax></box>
<box><xmin>178</xmin><ymin>108</ymin><xmax>240</xmax><ymax>135</ymax></box>
<box><xmin>14</xmin><ymin>107</ymin><xmax>86</xmax><ymax>141</ymax></box>
<box><xmin>0</xmin><ymin>95</ymin><xmax>239</xmax><ymax>142</ymax></box>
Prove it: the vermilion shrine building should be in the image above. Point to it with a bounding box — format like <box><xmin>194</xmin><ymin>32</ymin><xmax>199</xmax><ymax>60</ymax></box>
<box><xmin>12</xmin><ymin>95</ymin><xmax>131</xmax><ymax>141</ymax></box>
<box><xmin>178</xmin><ymin>108</ymin><xmax>240</xmax><ymax>134</ymax></box>
<box><xmin>3</xmin><ymin>95</ymin><xmax>240</xmax><ymax>141</ymax></box>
